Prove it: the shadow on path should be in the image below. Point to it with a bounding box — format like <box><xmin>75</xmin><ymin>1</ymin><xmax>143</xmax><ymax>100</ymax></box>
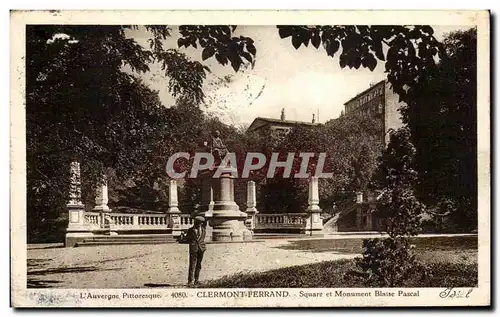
<box><xmin>27</xmin><ymin>279</ymin><xmax>62</xmax><ymax>288</ymax></box>
<box><xmin>27</xmin><ymin>266</ymin><xmax>123</xmax><ymax>289</ymax></box>
<box><xmin>28</xmin><ymin>244</ymin><xmax>65</xmax><ymax>250</ymax></box>
<box><xmin>29</xmin><ymin>266</ymin><xmax>122</xmax><ymax>276</ymax></box>
<box><xmin>144</xmin><ymin>283</ymin><xmax>173</xmax><ymax>288</ymax></box>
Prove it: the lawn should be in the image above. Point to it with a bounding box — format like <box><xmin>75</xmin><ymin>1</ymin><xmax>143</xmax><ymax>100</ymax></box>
<box><xmin>276</xmin><ymin>235</ymin><xmax>477</xmax><ymax>254</ymax></box>
<box><xmin>201</xmin><ymin>235</ymin><xmax>478</xmax><ymax>288</ymax></box>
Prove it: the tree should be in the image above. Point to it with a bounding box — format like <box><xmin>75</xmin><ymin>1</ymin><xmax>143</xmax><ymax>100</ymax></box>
<box><xmin>402</xmin><ymin>28</ymin><xmax>477</xmax><ymax>232</ymax></box>
<box><xmin>26</xmin><ymin>25</ymin><xmax>209</xmax><ymax>242</ymax></box>
<box><xmin>354</xmin><ymin>128</ymin><xmax>429</xmax><ymax>287</ymax></box>
<box><xmin>372</xmin><ymin>128</ymin><xmax>424</xmax><ymax>237</ymax></box>
<box><xmin>235</xmin><ymin>114</ymin><xmax>385</xmax><ymax>214</ymax></box>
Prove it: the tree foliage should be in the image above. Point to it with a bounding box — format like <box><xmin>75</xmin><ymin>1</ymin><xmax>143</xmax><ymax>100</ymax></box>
<box><xmin>188</xmin><ymin>25</ymin><xmax>442</xmax><ymax>106</ymax></box>
<box><xmin>402</xmin><ymin>28</ymin><xmax>477</xmax><ymax>231</ymax></box>
<box><xmin>177</xmin><ymin>25</ymin><xmax>256</xmax><ymax>72</ymax></box>
<box><xmin>373</xmin><ymin>128</ymin><xmax>425</xmax><ymax>237</ymax></box>
<box><xmin>276</xmin><ymin>26</ymin><xmax>442</xmax><ymax>104</ymax></box>
<box><xmin>26</xmin><ymin>25</ymin><xmax>207</xmax><ymax>241</ymax></box>
<box><xmin>237</xmin><ymin>114</ymin><xmax>384</xmax><ymax>214</ymax></box>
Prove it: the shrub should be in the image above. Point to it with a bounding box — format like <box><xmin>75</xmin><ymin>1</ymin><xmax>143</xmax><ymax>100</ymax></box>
<box><xmin>354</xmin><ymin>237</ymin><xmax>431</xmax><ymax>287</ymax></box>
<box><xmin>354</xmin><ymin>127</ymin><xmax>430</xmax><ymax>286</ymax></box>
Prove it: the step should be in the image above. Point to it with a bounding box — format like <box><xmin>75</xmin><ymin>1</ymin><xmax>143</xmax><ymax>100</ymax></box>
<box><xmin>75</xmin><ymin>240</ymin><xmax>177</xmax><ymax>247</ymax></box>
<box><xmin>90</xmin><ymin>235</ymin><xmax>175</xmax><ymax>241</ymax></box>
<box><xmin>83</xmin><ymin>239</ymin><xmax>175</xmax><ymax>243</ymax></box>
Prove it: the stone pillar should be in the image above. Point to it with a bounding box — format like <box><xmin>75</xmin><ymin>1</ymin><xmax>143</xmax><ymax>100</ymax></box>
<box><xmin>355</xmin><ymin>191</ymin><xmax>363</xmax><ymax>231</ymax></box>
<box><xmin>197</xmin><ymin>173</ymin><xmax>214</xmax><ymax>218</ymax></box>
<box><xmin>245</xmin><ymin>181</ymin><xmax>259</xmax><ymax>232</ymax></box>
<box><xmin>304</xmin><ymin>176</ymin><xmax>323</xmax><ymax>236</ymax></box>
<box><xmin>65</xmin><ymin>162</ymin><xmax>93</xmax><ymax>247</ymax></box>
<box><xmin>210</xmin><ymin>167</ymin><xmax>252</xmax><ymax>241</ymax></box>
<box><xmin>356</xmin><ymin>191</ymin><xmax>364</xmax><ymax>204</ymax></box>
<box><xmin>167</xmin><ymin>179</ymin><xmax>182</xmax><ymax>237</ymax></box>
<box><xmin>93</xmin><ymin>177</ymin><xmax>110</xmax><ymax>212</ymax></box>
<box><xmin>93</xmin><ymin>175</ymin><xmax>116</xmax><ymax>235</ymax></box>
<box><xmin>366</xmin><ymin>207</ymin><xmax>373</xmax><ymax>231</ymax></box>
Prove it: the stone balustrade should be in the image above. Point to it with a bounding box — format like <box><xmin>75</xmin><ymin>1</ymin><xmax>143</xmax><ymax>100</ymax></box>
<box><xmin>179</xmin><ymin>214</ymin><xmax>194</xmax><ymax>228</ymax></box>
<box><xmin>255</xmin><ymin>213</ymin><xmax>308</xmax><ymax>229</ymax></box>
<box><xmin>84</xmin><ymin>211</ymin><xmax>101</xmax><ymax>230</ymax></box>
<box><xmin>81</xmin><ymin>211</ymin><xmax>310</xmax><ymax>232</ymax></box>
<box><xmin>81</xmin><ymin>211</ymin><xmax>194</xmax><ymax>232</ymax></box>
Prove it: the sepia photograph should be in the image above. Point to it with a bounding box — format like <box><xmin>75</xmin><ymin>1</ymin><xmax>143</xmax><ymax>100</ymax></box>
<box><xmin>10</xmin><ymin>10</ymin><xmax>490</xmax><ymax>307</ymax></box>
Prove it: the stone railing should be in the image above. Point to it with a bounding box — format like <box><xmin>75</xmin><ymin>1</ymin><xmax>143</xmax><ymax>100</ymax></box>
<box><xmin>84</xmin><ymin>211</ymin><xmax>101</xmax><ymax>225</ymax></box>
<box><xmin>84</xmin><ymin>211</ymin><xmax>313</xmax><ymax>231</ymax></box>
<box><xmin>83</xmin><ymin>212</ymin><xmax>194</xmax><ymax>232</ymax></box>
<box><xmin>179</xmin><ymin>214</ymin><xmax>194</xmax><ymax>228</ymax></box>
<box><xmin>255</xmin><ymin>213</ymin><xmax>308</xmax><ymax>229</ymax></box>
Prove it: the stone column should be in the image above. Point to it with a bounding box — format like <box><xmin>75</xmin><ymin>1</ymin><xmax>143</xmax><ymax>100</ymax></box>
<box><xmin>93</xmin><ymin>177</ymin><xmax>110</xmax><ymax>212</ymax></box>
<box><xmin>65</xmin><ymin>162</ymin><xmax>93</xmax><ymax>247</ymax></box>
<box><xmin>355</xmin><ymin>191</ymin><xmax>363</xmax><ymax>231</ymax></box>
<box><xmin>245</xmin><ymin>181</ymin><xmax>259</xmax><ymax>232</ymax></box>
<box><xmin>167</xmin><ymin>179</ymin><xmax>182</xmax><ymax>237</ymax></box>
<box><xmin>356</xmin><ymin>191</ymin><xmax>364</xmax><ymax>204</ymax></box>
<box><xmin>366</xmin><ymin>207</ymin><xmax>374</xmax><ymax>231</ymax></box>
<box><xmin>304</xmin><ymin>176</ymin><xmax>323</xmax><ymax>236</ymax></box>
<box><xmin>93</xmin><ymin>175</ymin><xmax>115</xmax><ymax>235</ymax></box>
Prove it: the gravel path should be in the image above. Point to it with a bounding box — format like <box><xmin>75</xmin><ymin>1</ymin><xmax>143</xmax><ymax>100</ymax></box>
<box><xmin>27</xmin><ymin>239</ymin><xmax>357</xmax><ymax>288</ymax></box>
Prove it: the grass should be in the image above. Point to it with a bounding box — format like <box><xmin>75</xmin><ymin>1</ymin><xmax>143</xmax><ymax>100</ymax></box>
<box><xmin>277</xmin><ymin>235</ymin><xmax>477</xmax><ymax>254</ymax></box>
<box><xmin>201</xmin><ymin>235</ymin><xmax>478</xmax><ymax>288</ymax></box>
<box><xmin>200</xmin><ymin>259</ymin><xmax>477</xmax><ymax>288</ymax></box>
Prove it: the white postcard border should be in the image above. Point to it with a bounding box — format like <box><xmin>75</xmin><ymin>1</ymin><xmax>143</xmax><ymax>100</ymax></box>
<box><xmin>10</xmin><ymin>10</ymin><xmax>490</xmax><ymax>307</ymax></box>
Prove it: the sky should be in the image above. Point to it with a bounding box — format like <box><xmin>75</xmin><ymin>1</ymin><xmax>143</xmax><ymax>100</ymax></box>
<box><xmin>128</xmin><ymin>25</ymin><xmax>469</xmax><ymax>127</ymax></box>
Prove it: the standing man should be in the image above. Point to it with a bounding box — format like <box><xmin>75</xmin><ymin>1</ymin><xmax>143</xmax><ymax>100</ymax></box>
<box><xmin>181</xmin><ymin>216</ymin><xmax>207</xmax><ymax>286</ymax></box>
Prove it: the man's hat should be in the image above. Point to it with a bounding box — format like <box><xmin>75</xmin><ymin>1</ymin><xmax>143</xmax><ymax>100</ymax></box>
<box><xmin>194</xmin><ymin>216</ymin><xmax>205</xmax><ymax>223</ymax></box>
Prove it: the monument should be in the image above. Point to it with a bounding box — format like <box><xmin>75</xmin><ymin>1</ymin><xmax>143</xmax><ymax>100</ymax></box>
<box><xmin>195</xmin><ymin>130</ymin><xmax>252</xmax><ymax>241</ymax></box>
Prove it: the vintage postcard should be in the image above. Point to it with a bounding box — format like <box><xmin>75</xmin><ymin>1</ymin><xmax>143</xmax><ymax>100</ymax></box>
<box><xmin>11</xmin><ymin>10</ymin><xmax>490</xmax><ymax>307</ymax></box>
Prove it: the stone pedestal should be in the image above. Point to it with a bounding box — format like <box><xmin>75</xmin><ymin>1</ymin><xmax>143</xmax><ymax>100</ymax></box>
<box><xmin>191</xmin><ymin>171</ymin><xmax>215</xmax><ymax>241</ymax></box>
<box><xmin>167</xmin><ymin>179</ymin><xmax>182</xmax><ymax>237</ymax></box>
<box><xmin>245</xmin><ymin>181</ymin><xmax>259</xmax><ymax>232</ymax></box>
<box><xmin>209</xmin><ymin>167</ymin><xmax>252</xmax><ymax>241</ymax></box>
<box><xmin>65</xmin><ymin>162</ymin><xmax>93</xmax><ymax>247</ymax></box>
<box><xmin>304</xmin><ymin>176</ymin><xmax>323</xmax><ymax>236</ymax></box>
<box><xmin>196</xmin><ymin>171</ymin><xmax>215</xmax><ymax>218</ymax></box>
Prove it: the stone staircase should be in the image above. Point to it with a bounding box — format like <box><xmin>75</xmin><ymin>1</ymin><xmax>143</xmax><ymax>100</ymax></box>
<box><xmin>74</xmin><ymin>234</ymin><xmax>178</xmax><ymax>247</ymax></box>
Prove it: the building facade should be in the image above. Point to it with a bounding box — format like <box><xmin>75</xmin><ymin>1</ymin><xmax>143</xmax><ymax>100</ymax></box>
<box><xmin>247</xmin><ymin>108</ymin><xmax>318</xmax><ymax>134</ymax></box>
<box><xmin>343</xmin><ymin>79</ymin><xmax>405</xmax><ymax>144</ymax></box>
